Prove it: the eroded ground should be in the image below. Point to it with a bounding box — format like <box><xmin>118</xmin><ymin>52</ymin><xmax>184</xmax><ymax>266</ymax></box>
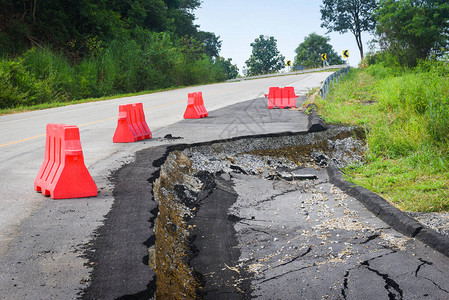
<box><xmin>152</xmin><ymin>128</ymin><xmax>449</xmax><ymax>299</ymax></box>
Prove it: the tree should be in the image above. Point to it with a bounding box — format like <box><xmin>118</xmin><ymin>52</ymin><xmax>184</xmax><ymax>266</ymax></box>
<box><xmin>0</xmin><ymin>0</ymin><xmax>204</xmax><ymax>57</ymax></box>
<box><xmin>294</xmin><ymin>33</ymin><xmax>345</xmax><ymax>68</ymax></box>
<box><xmin>320</xmin><ymin>0</ymin><xmax>377</xmax><ymax>60</ymax></box>
<box><xmin>375</xmin><ymin>0</ymin><xmax>449</xmax><ymax>67</ymax></box>
<box><xmin>217</xmin><ymin>57</ymin><xmax>239</xmax><ymax>80</ymax></box>
<box><xmin>245</xmin><ymin>35</ymin><xmax>285</xmax><ymax>76</ymax></box>
<box><xmin>196</xmin><ymin>31</ymin><xmax>222</xmax><ymax>59</ymax></box>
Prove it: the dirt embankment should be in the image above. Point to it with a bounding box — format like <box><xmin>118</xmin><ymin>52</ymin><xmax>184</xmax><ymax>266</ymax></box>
<box><xmin>152</xmin><ymin>126</ymin><xmax>366</xmax><ymax>299</ymax></box>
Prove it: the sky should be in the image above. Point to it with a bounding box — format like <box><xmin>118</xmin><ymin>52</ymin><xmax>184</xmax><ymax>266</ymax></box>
<box><xmin>194</xmin><ymin>0</ymin><xmax>374</xmax><ymax>73</ymax></box>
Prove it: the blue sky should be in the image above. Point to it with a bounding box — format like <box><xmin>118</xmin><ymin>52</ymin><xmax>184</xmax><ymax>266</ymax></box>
<box><xmin>194</xmin><ymin>0</ymin><xmax>374</xmax><ymax>73</ymax></box>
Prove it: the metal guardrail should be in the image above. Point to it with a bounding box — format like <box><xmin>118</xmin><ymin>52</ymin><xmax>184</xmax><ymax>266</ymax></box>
<box><xmin>319</xmin><ymin>66</ymin><xmax>351</xmax><ymax>99</ymax></box>
<box><xmin>227</xmin><ymin>64</ymin><xmax>348</xmax><ymax>82</ymax></box>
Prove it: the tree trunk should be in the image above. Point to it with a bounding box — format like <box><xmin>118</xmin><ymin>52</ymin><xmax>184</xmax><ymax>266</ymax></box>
<box><xmin>32</xmin><ymin>0</ymin><xmax>37</xmax><ymax>24</ymax></box>
<box><xmin>355</xmin><ymin>32</ymin><xmax>364</xmax><ymax>60</ymax></box>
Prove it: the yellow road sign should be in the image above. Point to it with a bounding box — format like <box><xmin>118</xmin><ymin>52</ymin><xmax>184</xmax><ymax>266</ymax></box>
<box><xmin>343</xmin><ymin>50</ymin><xmax>349</xmax><ymax>58</ymax></box>
<box><xmin>321</xmin><ymin>53</ymin><xmax>327</xmax><ymax>61</ymax></box>
<box><xmin>286</xmin><ymin>60</ymin><xmax>291</xmax><ymax>66</ymax></box>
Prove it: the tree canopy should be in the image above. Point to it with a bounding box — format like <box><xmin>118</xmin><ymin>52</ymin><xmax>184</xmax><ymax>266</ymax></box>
<box><xmin>245</xmin><ymin>35</ymin><xmax>285</xmax><ymax>76</ymax></box>
<box><xmin>294</xmin><ymin>33</ymin><xmax>345</xmax><ymax>68</ymax></box>
<box><xmin>375</xmin><ymin>0</ymin><xmax>449</xmax><ymax>67</ymax></box>
<box><xmin>0</xmin><ymin>0</ymin><xmax>240</xmax><ymax>110</ymax></box>
<box><xmin>320</xmin><ymin>0</ymin><xmax>377</xmax><ymax>59</ymax></box>
<box><xmin>0</xmin><ymin>0</ymin><xmax>220</xmax><ymax>59</ymax></box>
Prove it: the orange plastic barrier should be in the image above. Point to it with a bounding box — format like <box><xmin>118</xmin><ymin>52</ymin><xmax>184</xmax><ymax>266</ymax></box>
<box><xmin>266</xmin><ymin>87</ymin><xmax>297</xmax><ymax>109</ymax></box>
<box><xmin>267</xmin><ymin>87</ymin><xmax>282</xmax><ymax>109</ymax></box>
<box><xmin>113</xmin><ymin>103</ymin><xmax>152</xmax><ymax>143</ymax></box>
<box><xmin>183</xmin><ymin>92</ymin><xmax>208</xmax><ymax>119</ymax></box>
<box><xmin>283</xmin><ymin>87</ymin><xmax>297</xmax><ymax>108</ymax></box>
<box><xmin>34</xmin><ymin>124</ymin><xmax>97</xmax><ymax>199</ymax></box>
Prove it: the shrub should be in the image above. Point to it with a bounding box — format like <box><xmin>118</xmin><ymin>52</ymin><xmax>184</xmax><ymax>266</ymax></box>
<box><xmin>0</xmin><ymin>30</ymin><xmax>233</xmax><ymax>110</ymax></box>
<box><xmin>0</xmin><ymin>58</ymin><xmax>55</xmax><ymax>109</ymax></box>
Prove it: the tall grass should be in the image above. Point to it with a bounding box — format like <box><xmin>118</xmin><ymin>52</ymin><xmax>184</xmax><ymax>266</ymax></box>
<box><xmin>318</xmin><ymin>64</ymin><xmax>449</xmax><ymax>212</ymax></box>
<box><xmin>0</xmin><ymin>31</ymin><xmax>228</xmax><ymax>110</ymax></box>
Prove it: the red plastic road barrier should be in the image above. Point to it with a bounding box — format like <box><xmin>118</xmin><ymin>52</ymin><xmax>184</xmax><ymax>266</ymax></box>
<box><xmin>266</xmin><ymin>87</ymin><xmax>298</xmax><ymax>109</ymax></box>
<box><xmin>267</xmin><ymin>87</ymin><xmax>282</xmax><ymax>109</ymax></box>
<box><xmin>113</xmin><ymin>103</ymin><xmax>152</xmax><ymax>143</ymax></box>
<box><xmin>34</xmin><ymin>124</ymin><xmax>97</xmax><ymax>199</ymax></box>
<box><xmin>183</xmin><ymin>92</ymin><xmax>208</xmax><ymax>119</ymax></box>
<box><xmin>197</xmin><ymin>92</ymin><xmax>208</xmax><ymax>117</ymax></box>
<box><xmin>283</xmin><ymin>87</ymin><xmax>297</xmax><ymax>108</ymax></box>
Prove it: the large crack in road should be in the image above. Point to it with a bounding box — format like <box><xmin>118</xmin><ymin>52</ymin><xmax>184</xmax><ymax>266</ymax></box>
<box><xmin>150</xmin><ymin>127</ymin><xmax>449</xmax><ymax>299</ymax></box>
<box><xmin>78</xmin><ymin>98</ymin><xmax>449</xmax><ymax>300</ymax></box>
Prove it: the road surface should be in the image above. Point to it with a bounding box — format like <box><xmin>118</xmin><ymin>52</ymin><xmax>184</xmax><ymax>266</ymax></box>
<box><xmin>0</xmin><ymin>72</ymin><xmax>331</xmax><ymax>299</ymax></box>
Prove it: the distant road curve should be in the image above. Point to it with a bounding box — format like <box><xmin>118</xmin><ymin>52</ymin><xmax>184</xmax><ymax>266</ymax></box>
<box><xmin>228</xmin><ymin>64</ymin><xmax>348</xmax><ymax>82</ymax></box>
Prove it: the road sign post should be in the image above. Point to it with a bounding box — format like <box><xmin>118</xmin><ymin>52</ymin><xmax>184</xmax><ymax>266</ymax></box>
<box><xmin>343</xmin><ymin>50</ymin><xmax>349</xmax><ymax>65</ymax></box>
<box><xmin>321</xmin><ymin>53</ymin><xmax>327</xmax><ymax>68</ymax></box>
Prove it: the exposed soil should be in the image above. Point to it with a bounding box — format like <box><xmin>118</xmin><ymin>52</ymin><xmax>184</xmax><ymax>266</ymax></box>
<box><xmin>152</xmin><ymin>126</ymin><xmax>367</xmax><ymax>298</ymax></box>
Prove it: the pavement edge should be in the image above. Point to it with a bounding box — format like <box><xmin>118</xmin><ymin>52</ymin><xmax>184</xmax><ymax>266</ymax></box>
<box><xmin>327</xmin><ymin>166</ymin><xmax>449</xmax><ymax>258</ymax></box>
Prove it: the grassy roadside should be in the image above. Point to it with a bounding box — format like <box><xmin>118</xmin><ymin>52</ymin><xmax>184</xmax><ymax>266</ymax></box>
<box><xmin>315</xmin><ymin>65</ymin><xmax>449</xmax><ymax>212</ymax></box>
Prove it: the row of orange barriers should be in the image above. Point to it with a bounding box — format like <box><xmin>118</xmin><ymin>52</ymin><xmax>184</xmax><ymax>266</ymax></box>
<box><xmin>35</xmin><ymin>87</ymin><xmax>297</xmax><ymax>199</ymax></box>
<box><xmin>34</xmin><ymin>102</ymin><xmax>155</xmax><ymax>199</ymax></box>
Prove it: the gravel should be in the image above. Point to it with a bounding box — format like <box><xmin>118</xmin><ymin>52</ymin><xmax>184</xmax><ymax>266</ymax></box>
<box><xmin>407</xmin><ymin>212</ymin><xmax>449</xmax><ymax>237</ymax></box>
<box><xmin>184</xmin><ymin>130</ymin><xmax>449</xmax><ymax>243</ymax></box>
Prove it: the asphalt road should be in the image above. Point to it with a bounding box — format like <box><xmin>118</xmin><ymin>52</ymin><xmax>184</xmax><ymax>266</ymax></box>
<box><xmin>180</xmin><ymin>143</ymin><xmax>449</xmax><ymax>299</ymax></box>
<box><xmin>0</xmin><ymin>72</ymin><xmax>331</xmax><ymax>299</ymax></box>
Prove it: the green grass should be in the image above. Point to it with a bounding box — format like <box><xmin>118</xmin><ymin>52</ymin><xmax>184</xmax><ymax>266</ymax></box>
<box><xmin>318</xmin><ymin>64</ymin><xmax>449</xmax><ymax>212</ymax></box>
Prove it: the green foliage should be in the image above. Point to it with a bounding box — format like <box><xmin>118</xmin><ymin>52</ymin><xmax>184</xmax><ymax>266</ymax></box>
<box><xmin>0</xmin><ymin>0</ymin><xmax>220</xmax><ymax>60</ymax></box>
<box><xmin>196</xmin><ymin>31</ymin><xmax>222</xmax><ymax>59</ymax></box>
<box><xmin>0</xmin><ymin>27</ymin><xmax>238</xmax><ymax>109</ymax></box>
<box><xmin>294</xmin><ymin>33</ymin><xmax>345</xmax><ymax>68</ymax></box>
<box><xmin>215</xmin><ymin>57</ymin><xmax>239</xmax><ymax>80</ymax></box>
<box><xmin>0</xmin><ymin>18</ymin><xmax>30</xmax><ymax>56</ymax></box>
<box><xmin>178</xmin><ymin>35</ymin><xmax>207</xmax><ymax>61</ymax></box>
<box><xmin>245</xmin><ymin>35</ymin><xmax>285</xmax><ymax>76</ymax></box>
<box><xmin>317</xmin><ymin>64</ymin><xmax>449</xmax><ymax>211</ymax></box>
<box><xmin>363</xmin><ymin>51</ymin><xmax>403</xmax><ymax>70</ymax></box>
<box><xmin>0</xmin><ymin>58</ymin><xmax>56</xmax><ymax>109</ymax></box>
<box><xmin>320</xmin><ymin>0</ymin><xmax>377</xmax><ymax>59</ymax></box>
<box><xmin>375</xmin><ymin>0</ymin><xmax>449</xmax><ymax>67</ymax></box>
<box><xmin>0</xmin><ymin>0</ymin><xmax>237</xmax><ymax>109</ymax></box>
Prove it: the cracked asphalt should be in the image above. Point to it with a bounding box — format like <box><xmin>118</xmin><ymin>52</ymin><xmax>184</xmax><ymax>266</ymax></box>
<box><xmin>7</xmin><ymin>73</ymin><xmax>437</xmax><ymax>299</ymax></box>
<box><xmin>230</xmin><ymin>169</ymin><xmax>449</xmax><ymax>299</ymax></box>
<box><xmin>13</xmin><ymin>95</ymin><xmax>443</xmax><ymax>300</ymax></box>
<box><xmin>181</xmin><ymin>139</ymin><xmax>449</xmax><ymax>299</ymax></box>
<box><xmin>151</xmin><ymin>97</ymin><xmax>449</xmax><ymax>299</ymax></box>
